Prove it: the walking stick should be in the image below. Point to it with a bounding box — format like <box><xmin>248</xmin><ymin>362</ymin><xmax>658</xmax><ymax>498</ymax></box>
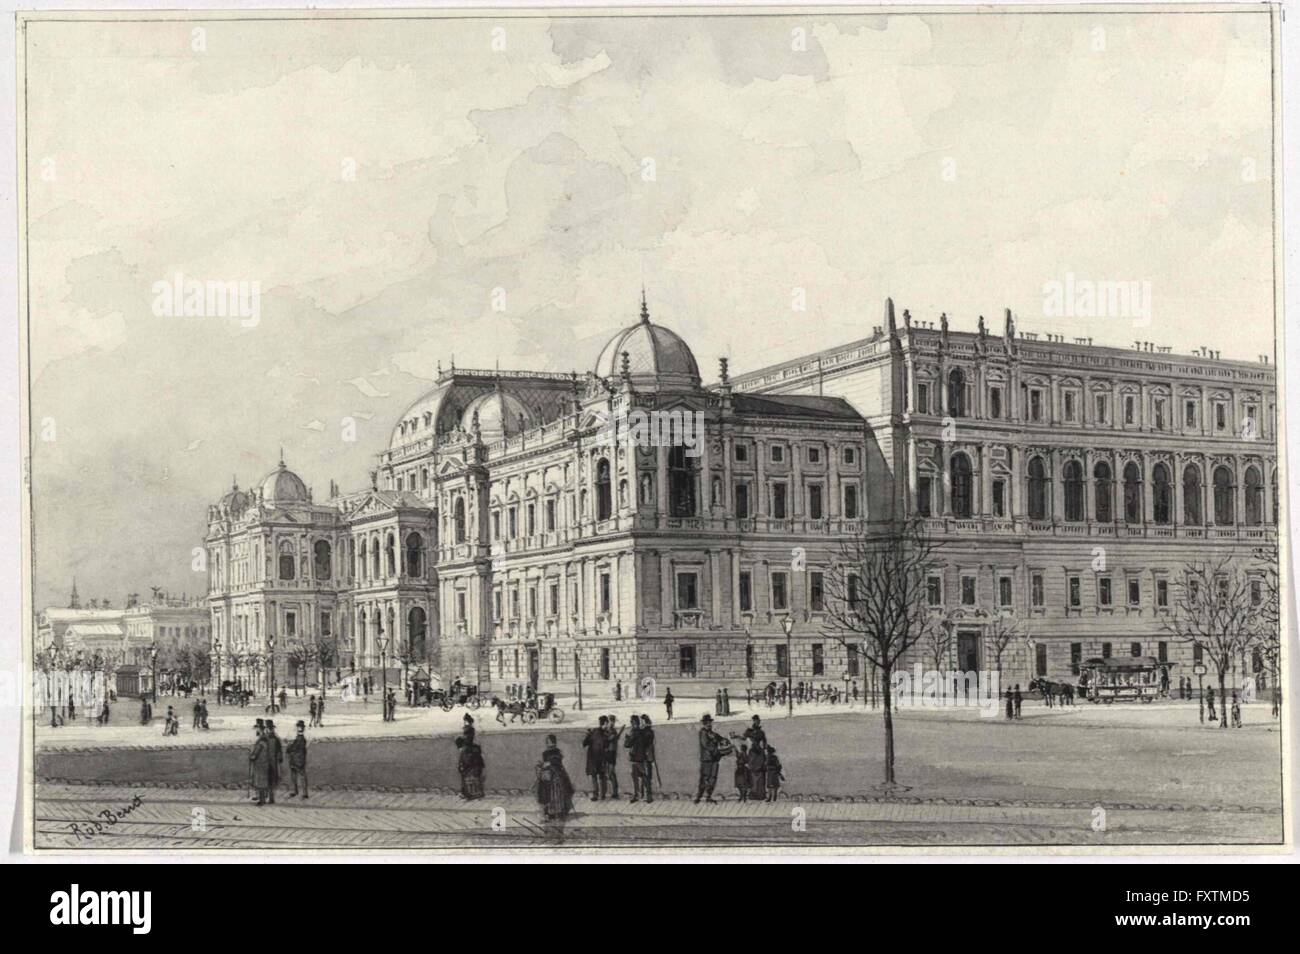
<box><xmin>653</xmin><ymin>761</ymin><xmax>663</xmax><ymax>789</ymax></box>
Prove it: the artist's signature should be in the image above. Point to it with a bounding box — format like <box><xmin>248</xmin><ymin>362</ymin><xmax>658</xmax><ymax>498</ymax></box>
<box><xmin>67</xmin><ymin>794</ymin><xmax>145</xmax><ymax>842</ymax></box>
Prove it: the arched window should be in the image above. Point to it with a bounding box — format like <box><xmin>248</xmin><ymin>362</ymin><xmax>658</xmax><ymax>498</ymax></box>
<box><xmin>1093</xmin><ymin>461</ymin><xmax>1113</xmax><ymax>523</ymax></box>
<box><xmin>405</xmin><ymin>532</ymin><xmax>424</xmax><ymax>578</ymax></box>
<box><xmin>1027</xmin><ymin>456</ymin><xmax>1048</xmax><ymax>521</ymax></box>
<box><xmin>385</xmin><ymin>533</ymin><xmax>396</xmax><ymax>576</ymax></box>
<box><xmin>950</xmin><ymin>453</ymin><xmax>973</xmax><ymax>518</ymax></box>
<box><xmin>1244</xmin><ymin>466</ymin><xmax>1262</xmax><ymax>526</ymax></box>
<box><xmin>1182</xmin><ymin>465</ymin><xmax>1203</xmax><ymax>526</ymax></box>
<box><xmin>278</xmin><ymin>540</ymin><xmax>296</xmax><ymax>581</ymax></box>
<box><xmin>1213</xmin><ymin>465</ymin><xmax>1235</xmax><ymax>525</ymax></box>
<box><xmin>639</xmin><ymin>473</ymin><xmax>653</xmax><ymax>506</ymax></box>
<box><xmin>454</xmin><ymin>497</ymin><xmax>467</xmax><ymax>544</ymax></box>
<box><xmin>1123</xmin><ymin>462</ymin><xmax>1142</xmax><ymax>524</ymax></box>
<box><xmin>669</xmin><ymin>446</ymin><xmax>696</xmax><ymax>517</ymax></box>
<box><xmin>313</xmin><ymin>540</ymin><xmax>331</xmax><ymax>580</ymax></box>
<box><xmin>595</xmin><ymin>459</ymin><xmax>612</xmax><ymax>521</ymax></box>
<box><xmin>948</xmin><ymin>368</ymin><xmax>967</xmax><ymax>417</ymax></box>
<box><xmin>1063</xmin><ymin>460</ymin><xmax>1084</xmax><ymax>522</ymax></box>
<box><xmin>407</xmin><ymin>606</ymin><xmax>427</xmax><ymax>660</ymax></box>
<box><xmin>370</xmin><ymin>537</ymin><xmax>380</xmax><ymax>578</ymax></box>
<box><xmin>1152</xmin><ymin>463</ymin><xmax>1171</xmax><ymax>525</ymax></box>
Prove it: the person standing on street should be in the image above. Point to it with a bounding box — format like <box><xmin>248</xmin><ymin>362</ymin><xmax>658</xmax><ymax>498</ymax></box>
<box><xmin>638</xmin><ymin>714</ymin><xmax>656</xmax><ymax>804</ymax></box>
<box><xmin>309</xmin><ymin>695</ymin><xmax>318</xmax><ymax>727</ymax></box>
<box><xmin>746</xmin><ymin>740</ymin><xmax>767</xmax><ymax>802</ymax></box>
<box><xmin>265</xmin><ymin>719</ymin><xmax>284</xmax><ymax>803</ymax></box>
<box><xmin>317</xmin><ymin>693</ymin><xmax>326</xmax><ymax>727</ymax></box>
<box><xmin>583</xmin><ymin>716</ymin><xmax>609</xmax><ymax>800</ymax></box>
<box><xmin>287</xmin><ymin>720</ymin><xmax>309</xmax><ymax>799</ymax></box>
<box><xmin>734</xmin><ymin>744</ymin><xmax>751</xmax><ymax>802</ymax></box>
<box><xmin>765</xmin><ymin>745</ymin><xmax>785</xmax><ymax>802</ymax></box>
<box><xmin>664</xmin><ymin>688</ymin><xmax>674</xmax><ymax>721</ymax></box>
<box><xmin>455</xmin><ymin>725</ymin><xmax>486</xmax><ymax>800</ymax></box>
<box><xmin>695</xmin><ymin>714</ymin><xmax>728</xmax><ymax>804</ymax></box>
<box><xmin>192</xmin><ymin>698</ymin><xmax>202</xmax><ymax>730</ymax></box>
<box><xmin>604</xmin><ymin>715</ymin><xmax>624</xmax><ymax>799</ymax></box>
<box><xmin>1231</xmin><ymin>691</ymin><xmax>1243</xmax><ymax>728</ymax></box>
<box><xmin>1207</xmin><ymin>686</ymin><xmax>1218</xmax><ymax>722</ymax></box>
<box><xmin>1013</xmin><ymin>685</ymin><xmax>1023</xmax><ymax>720</ymax></box>
<box><xmin>249</xmin><ymin>722</ymin><xmax>271</xmax><ymax>806</ymax></box>
<box><xmin>625</xmin><ymin>716</ymin><xmax>643</xmax><ymax>801</ymax></box>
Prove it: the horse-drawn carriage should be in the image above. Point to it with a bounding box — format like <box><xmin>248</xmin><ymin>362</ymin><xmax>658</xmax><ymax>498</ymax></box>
<box><xmin>432</xmin><ymin>682</ymin><xmax>484</xmax><ymax>711</ymax></box>
<box><xmin>1079</xmin><ymin>656</ymin><xmax>1163</xmax><ymax>704</ymax></box>
<box><xmin>494</xmin><ymin>691</ymin><xmax>565</xmax><ymax>724</ymax></box>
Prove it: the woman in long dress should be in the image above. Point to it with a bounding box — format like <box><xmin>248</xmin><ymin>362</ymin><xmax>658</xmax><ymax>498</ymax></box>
<box><xmin>535</xmin><ymin>734</ymin><xmax>575</xmax><ymax>820</ymax></box>
<box><xmin>456</xmin><ymin>726</ymin><xmax>486</xmax><ymax>800</ymax></box>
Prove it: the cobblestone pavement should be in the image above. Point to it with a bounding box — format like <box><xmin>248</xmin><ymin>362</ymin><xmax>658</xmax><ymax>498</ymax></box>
<box><xmin>33</xmin><ymin>782</ymin><xmax>1283</xmax><ymax>850</ymax></box>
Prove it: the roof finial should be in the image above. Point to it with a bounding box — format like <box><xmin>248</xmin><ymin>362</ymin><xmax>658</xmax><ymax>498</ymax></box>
<box><xmin>278</xmin><ymin>447</ymin><xmax>285</xmax><ymax>469</ymax></box>
<box><xmin>640</xmin><ymin>287</ymin><xmax>650</xmax><ymax>324</ymax></box>
<box><xmin>232</xmin><ymin>475</ymin><xmax>238</xmax><ymax>491</ymax></box>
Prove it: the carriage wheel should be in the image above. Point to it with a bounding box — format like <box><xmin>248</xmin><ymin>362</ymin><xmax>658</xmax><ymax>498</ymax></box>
<box><xmin>440</xmin><ymin>700</ymin><xmax>453</xmax><ymax>712</ymax></box>
<box><xmin>523</xmin><ymin>711</ymin><xmax>538</xmax><ymax>724</ymax></box>
<box><xmin>469</xmin><ymin>695</ymin><xmax>483</xmax><ymax>709</ymax></box>
<box><xmin>549</xmin><ymin>709</ymin><xmax>565</xmax><ymax>723</ymax></box>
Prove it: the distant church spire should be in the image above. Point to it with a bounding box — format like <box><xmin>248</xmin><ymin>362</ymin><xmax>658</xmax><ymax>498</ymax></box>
<box><xmin>70</xmin><ymin>578</ymin><xmax>80</xmax><ymax>610</ymax></box>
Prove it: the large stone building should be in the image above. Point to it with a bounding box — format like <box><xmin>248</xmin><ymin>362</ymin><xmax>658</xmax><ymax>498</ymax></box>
<box><xmin>205</xmin><ymin>297</ymin><xmax>1278</xmax><ymax>694</ymax></box>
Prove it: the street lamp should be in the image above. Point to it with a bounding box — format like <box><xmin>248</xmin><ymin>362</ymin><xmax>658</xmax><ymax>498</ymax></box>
<box><xmin>149</xmin><ymin>645</ymin><xmax>159</xmax><ymax>705</ymax></box>
<box><xmin>268</xmin><ymin>635</ymin><xmax>277</xmax><ymax>714</ymax></box>
<box><xmin>781</xmin><ymin>616</ymin><xmax>794</xmax><ymax>717</ymax></box>
<box><xmin>381</xmin><ymin>636</ymin><xmax>391</xmax><ymax>716</ymax></box>
<box><xmin>213</xmin><ymin>639</ymin><xmax>222</xmax><ymax>705</ymax></box>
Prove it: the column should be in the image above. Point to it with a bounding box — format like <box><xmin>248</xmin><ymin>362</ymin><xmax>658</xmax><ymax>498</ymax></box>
<box><xmin>656</xmin><ymin>446</ymin><xmax>669</xmax><ymax>523</ymax></box>
<box><xmin>1010</xmin><ymin>445</ymin><xmax>1023</xmax><ymax>517</ymax></box>
<box><xmin>710</xmin><ymin>550</ymin><xmax>721</xmax><ymax>628</ymax></box>
<box><xmin>659</xmin><ymin>552</ymin><xmax>673</xmax><ymax>628</ymax></box>
<box><xmin>1141</xmin><ymin>451</ymin><xmax>1153</xmax><ymax>526</ymax></box>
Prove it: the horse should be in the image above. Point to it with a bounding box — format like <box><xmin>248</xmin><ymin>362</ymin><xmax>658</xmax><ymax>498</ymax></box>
<box><xmin>1030</xmin><ymin>677</ymin><xmax>1077</xmax><ymax>706</ymax></box>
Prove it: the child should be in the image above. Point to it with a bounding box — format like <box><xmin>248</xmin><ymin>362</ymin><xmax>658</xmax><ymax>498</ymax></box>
<box><xmin>765</xmin><ymin>746</ymin><xmax>785</xmax><ymax>802</ymax></box>
<box><xmin>734</xmin><ymin>744</ymin><xmax>751</xmax><ymax>802</ymax></box>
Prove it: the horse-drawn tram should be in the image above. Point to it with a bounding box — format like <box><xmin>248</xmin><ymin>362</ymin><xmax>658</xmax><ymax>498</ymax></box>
<box><xmin>1079</xmin><ymin>656</ymin><xmax>1163</xmax><ymax>703</ymax></box>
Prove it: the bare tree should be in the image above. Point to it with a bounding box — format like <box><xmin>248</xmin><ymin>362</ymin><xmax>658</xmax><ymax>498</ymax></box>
<box><xmin>1250</xmin><ymin>547</ymin><xmax>1281</xmax><ymax>713</ymax></box>
<box><xmin>984</xmin><ymin>614</ymin><xmax>1024</xmax><ymax>684</ymax></box>
<box><xmin>1160</xmin><ymin>556</ymin><xmax>1255</xmax><ymax>729</ymax></box>
<box><xmin>925</xmin><ymin>620</ymin><xmax>953</xmax><ymax>673</ymax></box>
<box><xmin>821</xmin><ymin>515</ymin><xmax>939</xmax><ymax>786</ymax></box>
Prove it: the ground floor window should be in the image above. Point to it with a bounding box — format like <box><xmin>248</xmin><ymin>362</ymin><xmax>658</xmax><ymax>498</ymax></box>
<box><xmin>1035</xmin><ymin>643</ymin><xmax>1047</xmax><ymax>677</ymax></box>
<box><xmin>601</xmin><ymin>647</ymin><xmax>611</xmax><ymax>680</ymax></box>
<box><xmin>812</xmin><ymin>643</ymin><xmax>825</xmax><ymax>676</ymax></box>
<box><xmin>1070</xmin><ymin>643</ymin><xmax>1082</xmax><ymax>675</ymax></box>
<box><xmin>847</xmin><ymin>645</ymin><xmax>860</xmax><ymax>677</ymax></box>
<box><xmin>776</xmin><ymin>644</ymin><xmax>789</xmax><ymax>678</ymax></box>
<box><xmin>679</xmin><ymin>645</ymin><xmax>696</xmax><ymax>677</ymax></box>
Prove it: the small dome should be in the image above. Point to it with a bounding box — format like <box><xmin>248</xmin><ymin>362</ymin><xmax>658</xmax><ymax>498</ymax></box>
<box><xmin>259</xmin><ymin>459</ymin><xmax>310</xmax><ymax>505</ymax></box>
<box><xmin>220</xmin><ymin>480</ymin><xmax>250</xmax><ymax>515</ymax></box>
<box><xmin>594</xmin><ymin>293</ymin><xmax>700</xmax><ymax>387</ymax></box>
<box><xmin>462</xmin><ymin>386</ymin><xmax>533</xmax><ymax>439</ymax></box>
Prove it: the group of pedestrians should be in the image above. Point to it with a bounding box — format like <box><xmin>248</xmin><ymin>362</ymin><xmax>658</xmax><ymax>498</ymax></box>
<box><xmin>382</xmin><ymin>688</ymin><xmax>399</xmax><ymax>722</ymax></box>
<box><xmin>730</xmin><ymin>715</ymin><xmax>784</xmax><ymax>802</ymax></box>
<box><xmin>307</xmin><ymin>694</ymin><xmax>326</xmax><ymax>726</ymax></box>
<box><xmin>248</xmin><ymin>717</ymin><xmax>309</xmax><ymax>805</ymax></box>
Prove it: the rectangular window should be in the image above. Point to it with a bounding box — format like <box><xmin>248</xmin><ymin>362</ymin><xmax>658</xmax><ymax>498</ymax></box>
<box><xmin>599</xmin><ymin>573</ymin><xmax>611</xmax><ymax>614</ymax></box>
<box><xmin>548</xmin><ymin>581</ymin><xmax>559</xmax><ymax>616</ymax></box>
<box><xmin>1099</xmin><ymin>577</ymin><xmax>1112</xmax><ymax>606</ymax></box>
<box><xmin>1158</xmin><ymin>641</ymin><xmax>1168</xmax><ymax>663</ymax></box>
<box><xmin>1068</xmin><ymin>576</ymin><xmax>1081</xmax><ymax>608</ymax></box>
<box><xmin>1130</xmin><ymin>642</ymin><xmax>1142</xmax><ymax>657</ymax></box>
<box><xmin>927</xmin><ymin>575</ymin><xmax>942</xmax><ymax>607</ymax></box>
<box><xmin>842</xmin><ymin>446</ymin><xmax>857</xmax><ymax>466</ymax></box>
<box><xmin>1124</xmin><ymin>395</ymin><xmax>1136</xmax><ymax>425</ymax></box>
<box><xmin>1214</xmin><ymin>402</ymin><xmax>1227</xmax><ymax>431</ymax></box>
<box><xmin>526</xmin><ymin>504</ymin><xmax>536</xmax><ymax>536</ymax></box>
<box><xmin>992</xmin><ymin>480</ymin><xmax>1006</xmax><ymax>517</ymax></box>
<box><xmin>772</xmin><ymin>483</ymin><xmax>788</xmax><ymax>519</ymax></box>
<box><xmin>456</xmin><ymin>593</ymin><xmax>467</xmax><ymax>622</ymax></box>
<box><xmin>999</xmin><ymin>576</ymin><xmax>1012</xmax><ymax>608</ymax></box>
<box><xmin>1070</xmin><ymin>643</ymin><xmax>1082</xmax><ymax>675</ymax></box>
<box><xmin>734</xmin><ymin>443</ymin><xmax>749</xmax><ymax>463</ymax></box>
<box><xmin>961</xmin><ymin>576</ymin><xmax>976</xmax><ymax>606</ymax></box>
<box><xmin>847</xmin><ymin>645</ymin><xmax>860</xmax><ymax>677</ymax></box>
<box><xmin>810</xmin><ymin>571</ymin><xmax>825</xmax><ymax>612</ymax></box>
<box><xmin>745</xmin><ymin>645</ymin><xmax>754</xmax><ymax>680</ymax></box>
<box><xmin>676</xmin><ymin>572</ymin><xmax>699</xmax><ymax>610</ymax></box>
<box><xmin>551</xmin><ymin>648</ymin><xmax>558</xmax><ymax>678</ymax></box>
<box><xmin>679</xmin><ymin>645</ymin><xmax>696</xmax><ymax>677</ymax></box>
<box><xmin>1095</xmin><ymin>394</ymin><xmax>1108</xmax><ymax>424</ymax></box>
<box><xmin>1035</xmin><ymin>643</ymin><xmax>1048</xmax><ymax>677</ymax></box>
<box><xmin>989</xmin><ymin>387</ymin><xmax>1002</xmax><ymax>419</ymax></box>
<box><xmin>806</xmin><ymin>446</ymin><xmax>821</xmax><ymax>464</ymax></box>
<box><xmin>1154</xmin><ymin>398</ymin><xmax>1166</xmax><ymax>430</ymax></box>
<box><xmin>1029</xmin><ymin>390</ymin><xmax>1043</xmax><ymax>422</ymax></box>
<box><xmin>508</xmin><ymin>507</ymin><xmax>518</xmax><ymax>538</ymax></box>
<box><xmin>1185</xmin><ymin>400</ymin><xmax>1197</xmax><ymax>428</ymax></box>
<box><xmin>1063</xmin><ymin>391</ymin><xmax>1076</xmax><ymax>422</ymax></box>
<box><xmin>917</xmin><ymin>383</ymin><xmax>930</xmax><ymax>414</ymax></box>
<box><xmin>734</xmin><ymin>483</ymin><xmax>750</xmax><ymax>519</ymax></box>
<box><xmin>601</xmin><ymin>648</ymin><xmax>611</xmax><ymax>680</ymax></box>
<box><xmin>1031</xmin><ymin>574</ymin><xmax>1044</xmax><ymax>608</ymax></box>
<box><xmin>510</xmin><ymin>588</ymin><xmax>520</xmax><ymax>620</ymax></box>
<box><xmin>1128</xmin><ymin>579</ymin><xmax>1140</xmax><ymax>606</ymax></box>
<box><xmin>492</xmin><ymin>512</ymin><xmax>501</xmax><ymax>541</ymax></box>
<box><xmin>528</xmin><ymin>586</ymin><xmax>538</xmax><ymax>619</ymax></box>
<box><xmin>775</xmin><ymin>644</ymin><xmax>789</xmax><ymax>678</ymax></box>
<box><xmin>545</xmin><ymin>499</ymin><xmax>556</xmax><ymax>532</ymax></box>
<box><xmin>739</xmin><ymin>571</ymin><xmax>753</xmax><ymax>612</ymax></box>
<box><xmin>844</xmin><ymin>484</ymin><xmax>860</xmax><ymax>519</ymax></box>
<box><xmin>770</xmin><ymin>444</ymin><xmax>785</xmax><ymax>463</ymax></box>
<box><xmin>1156</xmin><ymin>579</ymin><xmax>1168</xmax><ymax>608</ymax></box>
<box><xmin>1193</xmin><ymin>642</ymin><xmax>1203</xmax><ymax>665</ymax></box>
<box><xmin>808</xmin><ymin>484</ymin><xmax>824</xmax><ymax>520</ymax></box>
<box><xmin>812</xmin><ymin>644</ymin><xmax>825</xmax><ymax>676</ymax></box>
<box><xmin>1250</xmin><ymin>579</ymin><xmax>1262</xmax><ymax>606</ymax></box>
<box><xmin>916</xmin><ymin>477</ymin><xmax>931</xmax><ymax>517</ymax></box>
<box><xmin>771</xmin><ymin>572</ymin><xmax>789</xmax><ymax>611</ymax></box>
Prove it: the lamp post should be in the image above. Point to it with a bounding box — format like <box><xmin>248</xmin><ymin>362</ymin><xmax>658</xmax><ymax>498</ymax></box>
<box><xmin>213</xmin><ymin>639</ymin><xmax>222</xmax><ymax>705</ymax></box>
<box><xmin>381</xmin><ymin>636</ymin><xmax>391</xmax><ymax>716</ymax></box>
<box><xmin>574</xmin><ymin>651</ymin><xmax>584</xmax><ymax>711</ymax></box>
<box><xmin>781</xmin><ymin>616</ymin><xmax>794</xmax><ymax>718</ymax></box>
<box><xmin>149</xmin><ymin>645</ymin><xmax>159</xmax><ymax>705</ymax></box>
<box><xmin>268</xmin><ymin>635</ymin><xmax>277</xmax><ymax>714</ymax></box>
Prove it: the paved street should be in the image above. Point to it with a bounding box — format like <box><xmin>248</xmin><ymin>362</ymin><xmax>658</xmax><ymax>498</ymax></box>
<box><xmin>34</xmin><ymin>697</ymin><xmax>1285</xmax><ymax>848</ymax></box>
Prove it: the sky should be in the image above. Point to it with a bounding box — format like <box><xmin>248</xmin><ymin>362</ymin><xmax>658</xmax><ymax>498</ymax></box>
<box><xmin>22</xmin><ymin>10</ymin><xmax>1276</xmax><ymax>609</ymax></box>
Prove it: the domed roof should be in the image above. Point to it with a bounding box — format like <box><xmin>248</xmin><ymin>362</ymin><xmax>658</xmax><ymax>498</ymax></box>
<box><xmin>462</xmin><ymin>385</ymin><xmax>534</xmax><ymax>439</ymax></box>
<box><xmin>259</xmin><ymin>458</ymin><xmax>310</xmax><ymax>506</ymax></box>
<box><xmin>220</xmin><ymin>479</ymin><xmax>250</xmax><ymax>514</ymax></box>
<box><xmin>594</xmin><ymin>293</ymin><xmax>700</xmax><ymax>387</ymax></box>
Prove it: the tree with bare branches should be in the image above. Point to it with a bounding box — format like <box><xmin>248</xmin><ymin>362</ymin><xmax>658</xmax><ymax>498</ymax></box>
<box><xmin>820</xmin><ymin>515</ymin><xmax>939</xmax><ymax>786</ymax></box>
<box><xmin>1250</xmin><ymin>546</ymin><xmax>1281</xmax><ymax>715</ymax></box>
<box><xmin>984</xmin><ymin>613</ymin><xmax>1024</xmax><ymax>684</ymax></box>
<box><xmin>1160</xmin><ymin>556</ymin><xmax>1256</xmax><ymax>729</ymax></box>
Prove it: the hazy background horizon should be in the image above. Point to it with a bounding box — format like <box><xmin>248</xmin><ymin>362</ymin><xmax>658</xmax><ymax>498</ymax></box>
<box><xmin>23</xmin><ymin>11</ymin><xmax>1276</xmax><ymax>610</ymax></box>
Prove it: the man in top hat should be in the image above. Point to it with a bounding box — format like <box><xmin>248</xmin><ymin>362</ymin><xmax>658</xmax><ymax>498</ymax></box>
<box><xmin>638</xmin><ymin>714</ymin><xmax>657</xmax><ymax>803</ymax></box>
<box><xmin>249</xmin><ymin>722</ymin><xmax>272</xmax><ymax>806</ymax></box>
<box><xmin>624</xmin><ymin>715</ymin><xmax>643</xmax><ymax>800</ymax></box>
<box><xmin>264</xmin><ymin>719</ymin><xmax>284</xmax><ymax>803</ymax></box>
<box><xmin>287</xmin><ymin>720</ymin><xmax>309</xmax><ymax>799</ymax></box>
<box><xmin>695</xmin><ymin>714</ymin><xmax>725</xmax><ymax>804</ymax></box>
<box><xmin>604</xmin><ymin>715</ymin><xmax>624</xmax><ymax>799</ymax></box>
<box><xmin>582</xmin><ymin>715</ymin><xmax>609</xmax><ymax>800</ymax></box>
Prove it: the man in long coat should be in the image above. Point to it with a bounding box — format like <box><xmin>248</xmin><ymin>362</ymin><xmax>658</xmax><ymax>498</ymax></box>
<box><xmin>604</xmin><ymin>715</ymin><xmax>624</xmax><ymax>799</ymax></box>
<box><xmin>582</xmin><ymin>716</ymin><xmax>609</xmax><ymax>800</ymax></box>
<box><xmin>287</xmin><ymin>720</ymin><xmax>309</xmax><ymax>799</ymax></box>
<box><xmin>638</xmin><ymin>714</ymin><xmax>657</xmax><ymax>803</ymax></box>
<box><xmin>695</xmin><ymin>714</ymin><xmax>727</xmax><ymax>804</ymax></box>
<box><xmin>624</xmin><ymin>716</ymin><xmax>643</xmax><ymax>801</ymax></box>
<box><xmin>249</xmin><ymin>724</ymin><xmax>272</xmax><ymax>806</ymax></box>
<box><xmin>265</xmin><ymin>719</ymin><xmax>284</xmax><ymax>803</ymax></box>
